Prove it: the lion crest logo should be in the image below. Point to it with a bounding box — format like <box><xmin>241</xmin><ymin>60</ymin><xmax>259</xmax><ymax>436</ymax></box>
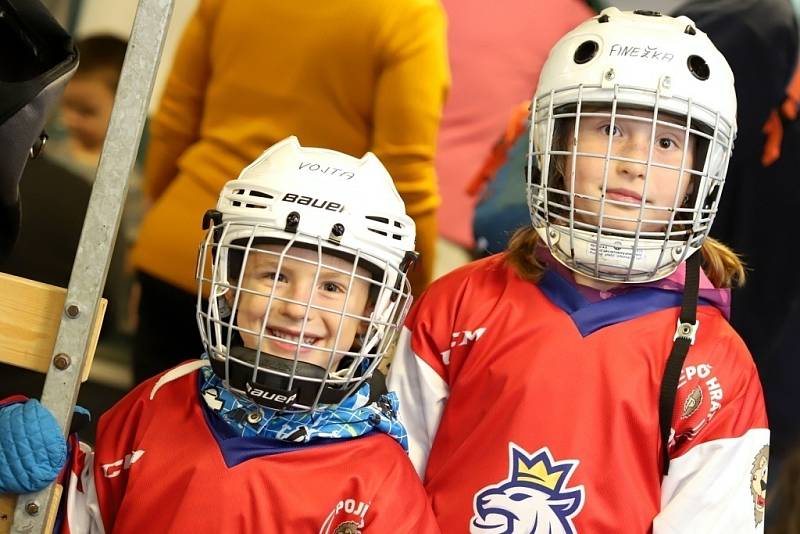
<box><xmin>471</xmin><ymin>443</ymin><xmax>585</xmax><ymax>534</ymax></box>
<box><xmin>751</xmin><ymin>444</ymin><xmax>769</xmax><ymax>526</ymax></box>
<box><xmin>332</xmin><ymin>521</ymin><xmax>360</xmax><ymax>534</ymax></box>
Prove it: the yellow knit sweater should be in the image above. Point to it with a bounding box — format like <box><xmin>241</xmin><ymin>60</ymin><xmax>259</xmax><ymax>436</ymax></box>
<box><xmin>132</xmin><ymin>0</ymin><xmax>449</xmax><ymax>295</ymax></box>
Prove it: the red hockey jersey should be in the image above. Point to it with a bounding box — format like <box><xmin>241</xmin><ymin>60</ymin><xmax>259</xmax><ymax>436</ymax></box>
<box><xmin>387</xmin><ymin>254</ymin><xmax>769</xmax><ymax>533</ymax></box>
<box><xmin>62</xmin><ymin>367</ymin><xmax>439</xmax><ymax>533</ymax></box>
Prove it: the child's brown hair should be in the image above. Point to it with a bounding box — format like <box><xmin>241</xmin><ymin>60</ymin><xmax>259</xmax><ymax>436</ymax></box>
<box><xmin>506</xmin><ymin>226</ymin><xmax>745</xmax><ymax>289</ymax></box>
<box><xmin>75</xmin><ymin>34</ymin><xmax>128</xmax><ymax>91</ymax></box>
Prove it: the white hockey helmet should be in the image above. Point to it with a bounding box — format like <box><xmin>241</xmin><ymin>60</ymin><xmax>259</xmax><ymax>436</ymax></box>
<box><xmin>528</xmin><ymin>8</ymin><xmax>737</xmax><ymax>282</ymax></box>
<box><xmin>196</xmin><ymin>137</ymin><xmax>417</xmax><ymax>412</ymax></box>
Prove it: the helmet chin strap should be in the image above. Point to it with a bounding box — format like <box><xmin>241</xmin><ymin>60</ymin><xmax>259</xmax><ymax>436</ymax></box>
<box><xmin>209</xmin><ymin>345</ymin><xmax>356</xmax><ymax>410</ymax></box>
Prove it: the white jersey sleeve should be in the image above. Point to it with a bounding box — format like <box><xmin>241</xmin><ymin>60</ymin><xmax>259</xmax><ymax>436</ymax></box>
<box><xmin>62</xmin><ymin>440</ymin><xmax>104</xmax><ymax>534</ymax></box>
<box><xmin>387</xmin><ymin>326</ymin><xmax>450</xmax><ymax>479</ymax></box>
<box><xmin>654</xmin><ymin>429</ymin><xmax>770</xmax><ymax>533</ymax></box>
<box><xmin>654</xmin><ymin>332</ymin><xmax>770</xmax><ymax>534</ymax></box>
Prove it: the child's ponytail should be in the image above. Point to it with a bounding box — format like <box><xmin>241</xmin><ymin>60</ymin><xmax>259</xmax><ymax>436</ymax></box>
<box><xmin>506</xmin><ymin>227</ymin><xmax>546</xmax><ymax>283</ymax></box>
<box><xmin>699</xmin><ymin>237</ymin><xmax>746</xmax><ymax>289</ymax></box>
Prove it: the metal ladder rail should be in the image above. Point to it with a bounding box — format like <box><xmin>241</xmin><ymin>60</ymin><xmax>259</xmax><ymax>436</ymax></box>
<box><xmin>10</xmin><ymin>0</ymin><xmax>174</xmax><ymax>531</ymax></box>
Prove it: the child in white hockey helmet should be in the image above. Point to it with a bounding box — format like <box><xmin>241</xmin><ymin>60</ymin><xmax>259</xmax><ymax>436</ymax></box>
<box><xmin>0</xmin><ymin>137</ymin><xmax>440</xmax><ymax>533</ymax></box>
<box><xmin>388</xmin><ymin>8</ymin><xmax>769</xmax><ymax>533</ymax></box>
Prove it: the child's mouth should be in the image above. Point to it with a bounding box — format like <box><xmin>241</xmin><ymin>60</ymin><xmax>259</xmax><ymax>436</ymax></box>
<box><xmin>266</xmin><ymin>327</ymin><xmax>320</xmax><ymax>352</ymax></box>
<box><xmin>606</xmin><ymin>189</ymin><xmax>643</xmax><ymax>204</ymax></box>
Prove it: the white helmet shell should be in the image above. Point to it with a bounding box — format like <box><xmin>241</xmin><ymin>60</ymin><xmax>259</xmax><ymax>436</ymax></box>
<box><xmin>197</xmin><ymin>137</ymin><xmax>416</xmax><ymax>411</ymax></box>
<box><xmin>528</xmin><ymin>8</ymin><xmax>737</xmax><ymax>282</ymax></box>
<box><xmin>217</xmin><ymin>136</ymin><xmax>414</xmax><ymax>270</ymax></box>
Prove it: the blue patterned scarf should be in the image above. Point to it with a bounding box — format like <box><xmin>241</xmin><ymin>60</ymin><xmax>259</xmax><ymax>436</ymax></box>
<box><xmin>198</xmin><ymin>365</ymin><xmax>408</xmax><ymax>451</ymax></box>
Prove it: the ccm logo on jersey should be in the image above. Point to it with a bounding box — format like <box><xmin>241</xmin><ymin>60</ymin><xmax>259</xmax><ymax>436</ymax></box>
<box><xmin>101</xmin><ymin>450</ymin><xmax>145</xmax><ymax>478</ymax></box>
<box><xmin>282</xmin><ymin>193</ymin><xmax>345</xmax><ymax>213</ymax></box>
<box><xmin>440</xmin><ymin>328</ymin><xmax>487</xmax><ymax>365</ymax></box>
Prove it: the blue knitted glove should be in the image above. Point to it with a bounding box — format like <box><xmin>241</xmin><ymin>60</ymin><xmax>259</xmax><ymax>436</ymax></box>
<box><xmin>0</xmin><ymin>399</ymin><xmax>67</xmax><ymax>493</ymax></box>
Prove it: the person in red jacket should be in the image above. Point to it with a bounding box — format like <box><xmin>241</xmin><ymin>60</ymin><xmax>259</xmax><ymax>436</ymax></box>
<box><xmin>1</xmin><ymin>137</ymin><xmax>439</xmax><ymax>533</ymax></box>
<box><xmin>388</xmin><ymin>8</ymin><xmax>769</xmax><ymax>533</ymax></box>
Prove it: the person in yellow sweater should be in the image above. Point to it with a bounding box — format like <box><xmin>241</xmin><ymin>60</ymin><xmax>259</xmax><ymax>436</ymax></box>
<box><xmin>130</xmin><ymin>0</ymin><xmax>449</xmax><ymax>381</ymax></box>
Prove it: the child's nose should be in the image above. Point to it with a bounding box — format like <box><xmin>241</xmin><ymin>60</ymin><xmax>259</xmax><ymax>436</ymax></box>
<box><xmin>276</xmin><ymin>283</ymin><xmax>314</xmax><ymax>320</ymax></box>
<box><xmin>613</xmin><ymin>138</ymin><xmax>649</xmax><ymax>179</ymax></box>
<box><xmin>61</xmin><ymin>109</ymin><xmax>79</xmax><ymax>129</ymax></box>
<box><xmin>616</xmin><ymin>157</ymin><xmax>647</xmax><ymax>180</ymax></box>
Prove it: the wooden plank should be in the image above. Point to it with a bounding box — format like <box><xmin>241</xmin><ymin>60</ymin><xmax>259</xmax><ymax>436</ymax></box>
<box><xmin>0</xmin><ymin>272</ymin><xmax>106</xmax><ymax>382</ymax></box>
<box><xmin>43</xmin><ymin>485</ymin><xmax>63</xmax><ymax>534</ymax></box>
<box><xmin>0</xmin><ymin>272</ymin><xmax>105</xmax><ymax>533</ymax></box>
<box><xmin>0</xmin><ymin>485</ymin><xmax>62</xmax><ymax>534</ymax></box>
<box><xmin>0</xmin><ymin>494</ymin><xmax>15</xmax><ymax>533</ymax></box>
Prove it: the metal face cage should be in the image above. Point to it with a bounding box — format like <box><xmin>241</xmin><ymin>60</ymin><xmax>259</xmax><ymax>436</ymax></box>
<box><xmin>196</xmin><ymin>220</ymin><xmax>413</xmax><ymax>412</ymax></box>
<box><xmin>528</xmin><ymin>84</ymin><xmax>734</xmax><ymax>282</ymax></box>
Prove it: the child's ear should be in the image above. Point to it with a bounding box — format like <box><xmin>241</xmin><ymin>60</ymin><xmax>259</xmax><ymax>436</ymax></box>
<box><xmin>223</xmin><ymin>284</ymin><xmax>234</xmax><ymax>304</ymax></box>
<box><xmin>357</xmin><ymin>304</ymin><xmax>375</xmax><ymax>335</ymax></box>
<box><xmin>682</xmin><ymin>182</ymin><xmax>697</xmax><ymax>207</ymax></box>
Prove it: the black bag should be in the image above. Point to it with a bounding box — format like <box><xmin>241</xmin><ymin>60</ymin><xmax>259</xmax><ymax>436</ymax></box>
<box><xmin>0</xmin><ymin>0</ymin><xmax>78</xmax><ymax>256</ymax></box>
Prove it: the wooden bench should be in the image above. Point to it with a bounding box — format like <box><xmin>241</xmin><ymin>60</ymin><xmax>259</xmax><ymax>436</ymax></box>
<box><xmin>0</xmin><ymin>273</ymin><xmax>106</xmax><ymax>534</ymax></box>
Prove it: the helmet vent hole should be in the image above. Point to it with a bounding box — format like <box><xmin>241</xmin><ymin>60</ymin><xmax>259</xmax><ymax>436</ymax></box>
<box><xmin>684</xmin><ymin>25</ymin><xmax>697</xmax><ymax>36</ymax></box>
<box><xmin>633</xmin><ymin>10</ymin><xmax>662</xmax><ymax>16</ymax></box>
<box><xmin>573</xmin><ymin>41</ymin><xmax>599</xmax><ymax>65</ymax></box>
<box><xmin>597</xmin><ymin>13</ymin><xmax>609</xmax><ymax>23</ymax></box>
<box><xmin>231</xmin><ymin>188</ymin><xmax>274</xmax><ymax>208</ymax></box>
<box><xmin>687</xmin><ymin>55</ymin><xmax>710</xmax><ymax>80</ymax></box>
<box><xmin>366</xmin><ymin>216</ymin><xmax>404</xmax><ymax>240</ymax></box>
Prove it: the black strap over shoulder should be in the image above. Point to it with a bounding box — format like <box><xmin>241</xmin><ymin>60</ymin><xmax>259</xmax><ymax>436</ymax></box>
<box><xmin>658</xmin><ymin>251</ymin><xmax>701</xmax><ymax>476</ymax></box>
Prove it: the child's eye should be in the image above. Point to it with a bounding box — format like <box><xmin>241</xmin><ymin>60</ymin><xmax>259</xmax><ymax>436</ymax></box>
<box><xmin>657</xmin><ymin>137</ymin><xmax>678</xmax><ymax>149</ymax></box>
<box><xmin>602</xmin><ymin>124</ymin><xmax>621</xmax><ymax>136</ymax></box>
<box><xmin>262</xmin><ymin>272</ymin><xmax>287</xmax><ymax>283</ymax></box>
<box><xmin>321</xmin><ymin>281</ymin><xmax>345</xmax><ymax>293</ymax></box>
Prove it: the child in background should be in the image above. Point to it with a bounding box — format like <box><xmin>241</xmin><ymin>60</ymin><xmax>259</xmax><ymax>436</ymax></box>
<box><xmin>388</xmin><ymin>8</ymin><xmax>769</xmax><ymax>533</ymax></box>
<box><xmin>0</xmin><ymin>137</ymin><xmax>438</xmax><ymax>533</ymax></box>
<box><xmin>51</xmin><ymin>34</ymin><xmax>143</xmax><ymax>245</ymax></box>
<box><xmin>54</xmin><ymin>35</ymin><xmax>125</xmax><ymax>175</ymax></box>
<box><xmin>49</xmin><ymin>34</ymin><xmax>143</xmax><ymax>337</ymax></box>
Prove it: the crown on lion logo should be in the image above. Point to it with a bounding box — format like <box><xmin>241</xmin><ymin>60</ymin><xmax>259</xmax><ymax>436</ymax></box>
<box><xmin>510</xmin><ymin>446</ymin><xmax>576</xmax><ymax>493</ymax></box>
<box><xmin>514</xmin><ymin>458</ymin><xmax>565</xmax><ymax>490</ymax></box>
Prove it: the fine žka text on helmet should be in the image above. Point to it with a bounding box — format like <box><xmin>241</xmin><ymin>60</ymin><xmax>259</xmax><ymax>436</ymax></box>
<box><xmin>609</xmin><ymin>43</ymin><xmax>674</xmax><ymax>62</ymax></box>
